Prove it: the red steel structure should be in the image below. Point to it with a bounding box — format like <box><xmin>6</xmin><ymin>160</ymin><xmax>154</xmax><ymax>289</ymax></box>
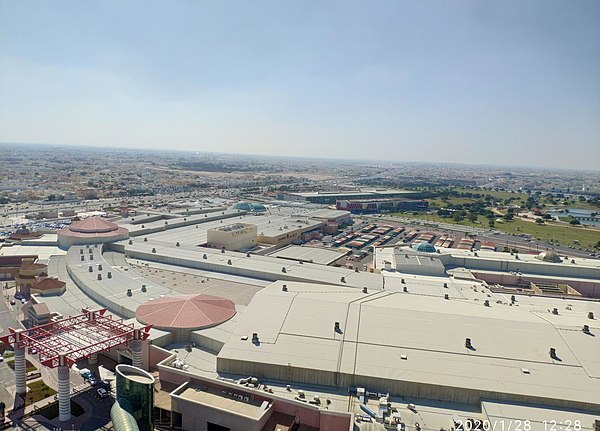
<box><xmin>0</xmin><ymin>308</ymin><xmax>152</xmax><ymax>368</ymax></box>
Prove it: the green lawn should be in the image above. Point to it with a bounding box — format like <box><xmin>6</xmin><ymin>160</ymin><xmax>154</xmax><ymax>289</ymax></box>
<box><xmin>493</xmin><ymin>218</ymin><xmax>600</xmax><ymax>249</ymax></box>
<box><xmin>25</xmin><ymin>380</ymin><xmax>57</xmax><ymax>404</ymax></box>
<box><xmin>6</xmin><ymin>358</ymin><xmax>37</xmax><ymax>373</ymax></box>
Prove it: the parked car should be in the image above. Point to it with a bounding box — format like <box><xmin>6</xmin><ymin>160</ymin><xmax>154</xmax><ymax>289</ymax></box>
<box><xmin>96</xmin><ymin>387</ymin><xmax>108</xmax><ymax>398</ymax></box>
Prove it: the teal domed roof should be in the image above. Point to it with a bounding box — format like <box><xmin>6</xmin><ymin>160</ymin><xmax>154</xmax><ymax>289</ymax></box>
<box><xmin>415</xmin><ymin>242</ymin><xmax>436</xmax><ymax>253</ymax></box>
<box><xmin>234</xmin><ymin>202</ymin><xmax>266</xmax><ymax>212</ymax></box>
<box><xmin>234</xmin><ymin>202</ymin><xmax>252</xmax><ymax>211</ymax></box>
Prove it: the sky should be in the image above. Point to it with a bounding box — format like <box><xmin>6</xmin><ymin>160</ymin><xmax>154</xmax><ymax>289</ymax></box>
<box><xmin>1</xmin><ymin>1</ymin><xmax>599</xmax><ymax>170</ymax></box>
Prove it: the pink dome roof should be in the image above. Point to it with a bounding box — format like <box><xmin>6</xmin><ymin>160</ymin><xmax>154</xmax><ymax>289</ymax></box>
<box><xmin>135</xmin><ymin>294</ymin><xmax>236</xmax><ymax>330</ymax></box>
<box><xmin>69</xmin><ymin>217</ymin><xmax>119</xmax><ymax>233</ymax></box>
<box><xmin>58</xmin><ymin>217</ymin><xmax>128</xmax><ymax>242</ymax></box>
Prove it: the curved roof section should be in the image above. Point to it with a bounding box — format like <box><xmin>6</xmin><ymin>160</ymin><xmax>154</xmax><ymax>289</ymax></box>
<box><xmin>415</xmin><ymin>242</ymin><xmax>436</xmax><ymax>253</ymax></box>
<box><xmin>536</xmin><ymin>250</ymin><xmax>562</xmax><ymax>263</ymax></box>
<box><xmin>135</xmin><ymin>294</ymin><xmax>236</xmax><ymax>330</ymax></box>
<box><xmin>234</xmin><ymin>202</ymin><xmax>252</xmax><ymax>211</ymax></box>
<box><xmin>234</xmin><ymin>202</ymin><xmax>266</xmax><ymax>212</ymax></box>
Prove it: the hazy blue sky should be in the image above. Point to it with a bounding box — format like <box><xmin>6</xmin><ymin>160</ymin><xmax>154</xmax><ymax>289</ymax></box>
<box><xmin>1</xmin><ymin>1</ymin><xmax>599</xmax><ymax>170</ymax></box>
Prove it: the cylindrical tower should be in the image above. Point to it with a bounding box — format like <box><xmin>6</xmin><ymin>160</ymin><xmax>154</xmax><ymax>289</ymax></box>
<box><xmin>112</xmin><ymin>364</ymin><xmax>155</xmax><ymax>431</ymax></box>
<box><xmin>57</xmin><ymin>352</ymin><xmax>71</xmax><ymax>422</ymax></box>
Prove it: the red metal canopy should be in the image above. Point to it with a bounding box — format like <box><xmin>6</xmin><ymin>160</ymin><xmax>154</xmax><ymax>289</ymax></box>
<box><xmin>0</xmin><ymin>308</ymin><xmax>151</xmax><ymax>368</ymax></box>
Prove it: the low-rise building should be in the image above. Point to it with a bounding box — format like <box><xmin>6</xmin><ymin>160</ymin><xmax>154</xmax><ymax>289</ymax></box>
<box><xmin>207</xmin><ymin>223</ymin><xmax>258</xmax><ymax>251</ymax></box>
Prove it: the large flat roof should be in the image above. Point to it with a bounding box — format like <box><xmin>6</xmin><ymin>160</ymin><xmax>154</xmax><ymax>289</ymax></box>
<box><xmin>174</xmin><ymin>383</ymin><xmax>267</xmax><ymax>419</ymax></box>
<box><xmin>217</xmin><ymin>281</ymin><xmax>600</xmax><ymax>411</ymax></box>
<box><xmin>267</xmin><ymin>245</ymin><xmax>345</xmax><ymax>265</ymax></box>
<box><xmin>289</xmin><ymin>189</ymin><xmax>415</xmax><ymax>198</ymax></box>
<box><xmin>125</xmin><ymin>241</ymin><xmax>383</xmax><ymax>289</ymax></box>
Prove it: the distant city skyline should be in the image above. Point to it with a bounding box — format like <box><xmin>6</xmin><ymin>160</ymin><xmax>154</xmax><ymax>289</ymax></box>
<box><xmin>1</xmin><ymin>0</ymin><xmax>599</xmax><ymax>170</ymax></box>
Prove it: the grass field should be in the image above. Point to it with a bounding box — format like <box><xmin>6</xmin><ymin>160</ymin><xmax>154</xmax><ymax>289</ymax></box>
<box><xmin>25</xmin><ymin>380</ymin><xmax>57</xmax><ymax>404</ymax></box>
<box><xmin>493</xmin><ymin>218</ymin><xmax>600</xmax><ymax>249</ymax></box>
<box><xmin>6</xmin><ymin>358</ymin><xmax>38</xmax><ymax>373</ymax></box>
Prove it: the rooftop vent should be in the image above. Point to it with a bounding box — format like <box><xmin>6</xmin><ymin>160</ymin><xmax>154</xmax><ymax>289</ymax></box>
<box><xmin>443</xmin><ymin>282</ymin><xmax>448</xmax><ymax>288</ymax></box>
<box><xmin>252</xmin><ymin>333</ymin><xmax>259</xmax><ymax>345</ymax></box>
<box><xmin>79</xmin><ymin>249</ymin><xmax>84</xmax><ymax>255</ymax></box>
<box><xmin>340</xmin><ymin>276</ymin><xmax>346</xmax><ymax>283</ymax></box>
<box><xmin>203</xmin><ymin>254</ymin><xmax>207</xmax><ymax>259</ymax></box>
<box><xmin>89</xmin><ymin>254</ymin><xmax>94</xmax><ymax>260</ymax></box>
<box><xmin>401</xmin><ymin>278</ymin><xmax>405</xmax><ymax>284</ymax></box>
<box><xmin>403</xmin><ymin>286</ymin><xmax>408</xmax><ymax>293</ymax></box>
<box><xmin>282</xmin><ymin>285</ymin><xmax>288</xmax><ymax>292</ymax></box>
<box><xmin>142</xmin><ymin>225</ymin><xmax>145</xmax><ymax>228</ymax></box>
<box><xmin>128</xmin><ymin>240</ymin><xmax>133</xmax><ymax>245</ymax></box>
<box><xmin>511</xmin><ymin>295</ymin><xmax>516</xmax><ymax>303</ymax></box>
<box><xmin>549</xmin><ymin>347</ymin><xmax>557</xmax><ymax>359</ymax></box>
<box><xmin>221</xmin><ymin>247</ymin><xmax>225</xmax><ymax>253</ymax></box>
<box><xmin>98</xmin><ymin>264</ymin><xmax>103</xmax><ymax>271</ymax></box>
<box><xmin>355</xmin><ymin>267</ymin><xmax>359</xmax><ymax>272</ymax></box>
<box><xmin>152</xmin><ymin>248</ymin><xmax>156</xmax><ymax>253</ymax></box>
<box><xmin>88</xmin><ymin>266</ymin><xmax>93</xmax><ymax>272</ymax></box>
<box><xmin>246</xmin><ymin>253</ymin><xmax>251</xmax><ymax>258</ymax></box>
<box><xmin>97</xmin><ymin>274</ymin><xmax>102</xmax><ymax>281</ymax></box>
<box><xmin>176</xmin><ymin>242</ymin><xmax>180</xmax><ymax>247</ymax></box>
<box><xmin>363</xmin><ymin>287</ymin><xmax>368</xmax><ymax>294</ymax></box>
<box><xmin>282</xmin><ymin>267</ymin><xmax>287</xmax><ymax>273</ymax></box>
<box><xmin>107</xmin><ymin>272</ymin><xmax>112</xmax><ymax>278</ymax></box>
<box><xmin>484</xmin><ymin>300</ymin><xmax>490</xmax><ymax>307</ymax></box>
<box><xmin>141</xmin><ymin>284</ymin><xmax>147</xmax><ymax>292</ymax></box>
<box><xmin>444</xmin><ymin>294</ymin><xmax>449</xmax><ymax>300</ymax></box>
<box><xmin>127</xmin><ymin>289</ymin><xmax>132</xmax><ymax>297</ymax></box>
<box><xmin>334</xmin><ymin>322</ymin><xmax>341</xmax><ymax>332</ymax></box>
<box><xmin>144</xmin><ymin>237</ymin><xmax>148</xmax><ymax>242</ymax></box>
<box><xmin>552</xmin><ymin>308</ymin><xmax>559</xmax><ymax>315</ymax></box>
<box><xmin>465</xmin><ymin>338</ymin><xmax>473</xmax><ymax>349</ymax></box>
<box><xmin>589</xmin><ymin>312</ymin><xmax>594</xmax><ymax>320</ymax></box>
<box><xmin>196</xmin><ymin>225</ymin><xmax>199</xmax><ymax>228</ymax></box>
<box><xmin>227</xmin><ymin>259</ymin><xmax>232</xmax><ymax>265</ymax></box>
<box><xmin>80</xmin><ymin>256</ymin><xmax>85</xmax><ymax>262</ymax></box>
<box><xmin>583</xmin><ymin>325</ymin><xmax>590</xmax><ymax>334</ymax></box>
<box><xmin>89</xmin><ymin>248</ymin><xmax>93</xmax><ymax>254</ymax></box>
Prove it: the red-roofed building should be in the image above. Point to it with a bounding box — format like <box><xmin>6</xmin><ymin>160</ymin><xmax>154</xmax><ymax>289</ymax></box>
<box><xmin>30</xmin><ymin>277</ymin><xmax>67</xmax><ymax>296</ymax></box>
<box><xmin>57</xmin><ymin>216</ymin><xmax>129</xmax><ymax>248</ymax></box>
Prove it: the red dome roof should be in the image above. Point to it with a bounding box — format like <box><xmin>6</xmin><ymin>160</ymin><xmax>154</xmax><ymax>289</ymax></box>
<box><xmin>135</xmin><ymin>294</ymin><xmax>236</xmax><ymax>330</ymax></box>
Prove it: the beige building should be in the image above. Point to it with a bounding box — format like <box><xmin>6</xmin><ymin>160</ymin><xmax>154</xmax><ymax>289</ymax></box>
<box><xmin>207</xmin><ymin>223</ymin><xmax>257</xmax><ymax>251</ymax></box>
<box><xmin>256</xmin><ymin>218</ymin><xmax>323</xmax><ymax>247</ymax></box>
